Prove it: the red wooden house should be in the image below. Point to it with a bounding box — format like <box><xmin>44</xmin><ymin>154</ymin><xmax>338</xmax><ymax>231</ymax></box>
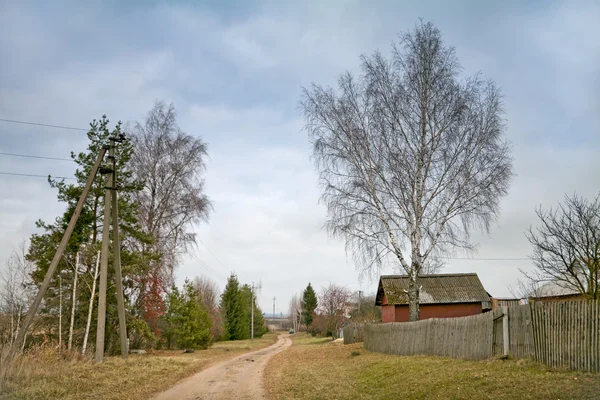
<box><xmin>375</xmin><ymin>273</ymin><xmax>492</xmax><ymax>323</ymax></box>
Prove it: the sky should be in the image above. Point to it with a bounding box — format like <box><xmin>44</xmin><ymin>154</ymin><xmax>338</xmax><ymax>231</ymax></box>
<box><xmin>0</xmin><ymin>0</ymin><xmax>599</xmax><ymax>315</ymax></box>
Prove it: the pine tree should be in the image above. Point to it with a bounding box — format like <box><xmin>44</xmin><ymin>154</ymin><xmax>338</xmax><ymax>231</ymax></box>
<box><xmin>302</xmin><ymin>283</ymin><xmax>318</xmax><ymax>332</ymax></box>
<box><xmin>163</xmin><ymin>279</ymin><xmax>211</xmax><ymax>349</ymax></box>
<box><xmin>219</xmin><ymin>274</ymin><xmax>245</xmax><ymax>340</ymax></box>
<box><xmin>26</xmin><ymin>116</ymin><xmax>153</xmax><ymax>352</ymax></box>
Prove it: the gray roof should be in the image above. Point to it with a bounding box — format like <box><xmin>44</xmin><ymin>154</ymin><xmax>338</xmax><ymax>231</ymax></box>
<box><xmin>528</xmin><ymin>282</ymin><xmax>581</xmax><ymax>298</ymax></box>
<box><xmin>375</xmin><ymin>273</ymin><xmax>491</xmax><ymax>306</ymax></box>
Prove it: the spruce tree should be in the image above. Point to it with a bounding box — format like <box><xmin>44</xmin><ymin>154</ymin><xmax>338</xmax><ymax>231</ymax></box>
<box><xmin>219</xmin><ymin>274</ymin><xmax>244</xmax><ymax>340</ymax></box>
<box><xmin>164</xmin><ymin>279</ymin><xmax>211</xmax><ymax>349</ymax></box>
<box><xmin>302</xmin><ymin>283</ymin><xmax>318</xmax><ymax>332</ymax></box>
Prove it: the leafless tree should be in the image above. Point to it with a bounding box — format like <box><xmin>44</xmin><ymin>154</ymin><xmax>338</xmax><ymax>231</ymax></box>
<box><xmin>301</xmin><ymin>22</ymin><xmax>513</xmax><ymax>321</ymax></box>
<box><xmin>349</xmin><ymin>292</ymin><xmax>382</xmax><ymax>323</ymax></box>
<box><xmin>288</xmin><ymin>293</ymin><xmax>302</xmax><ymax>332</ymax></box>
<box><xmin>129</xmin><ymin>101</ymin><xmax>212</xmax><ymax>296</ymax></box>
<box><xmin>193</xmin><ymin>275</ymin><xmax>219</xmax><ymax>311</ymax></box>
<box><xmin>192</xmin><ymin>275</ymin><xmax>222</xmax><ymax>340</ymax></box>
<box><xmin>525</xmin><ymin>193</ymin><xmax>600</xmax><ymax>300</ymax></box>
<box><xmin>318</xmin><ymin>283</ymin><xmax>351</xmax><ymax>339</ymax></box>
<box><xmin>0</xmin><ymin>241</ymin><xmax>35</xmax><ymax>347</ymax></box>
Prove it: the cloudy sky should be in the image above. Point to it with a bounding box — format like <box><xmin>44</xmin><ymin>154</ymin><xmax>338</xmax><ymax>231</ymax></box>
<box><xmin>1</xmin><ymin>0</ymin><xmax>599</xmax><ymax>314</ymax></box>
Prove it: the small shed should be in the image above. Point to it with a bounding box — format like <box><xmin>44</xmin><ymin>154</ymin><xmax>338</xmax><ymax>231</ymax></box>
<box><xmin>375</xmin><ymin>273</ymin><xmax>492</xmax><ymax>323</ymax></box>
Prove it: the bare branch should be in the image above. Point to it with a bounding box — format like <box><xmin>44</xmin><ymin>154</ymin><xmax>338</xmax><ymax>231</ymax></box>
<box><xmin>301</xmin><ymin>21</ymin><xmax>513</xmax><ymax>320</ymax></box>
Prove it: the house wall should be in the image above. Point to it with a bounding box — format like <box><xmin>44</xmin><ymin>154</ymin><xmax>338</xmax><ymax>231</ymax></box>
<box><xmin>491</xmin><ymin>298</ymin><xmax>521</xmax><ymax>309</ymax></box>
<box><xmin>382</xmin><ymin>305</ymin><xmax>395</xmax><ymax>323</ymax></box>
<box><xmin>381</xmin><ymin>303</ymin><xmax>483</xmax><ymax>323</ymax></box>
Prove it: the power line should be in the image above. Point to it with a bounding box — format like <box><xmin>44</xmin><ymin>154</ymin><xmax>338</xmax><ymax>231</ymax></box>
<box><xmin>0</xmin><ymin>118</ymin><xmax>88</xmax><ymax>131</ymax></box>
<box><xmin>0</xmin><ymin>152</ymin><xmax>73</xmax><ymax>162</ymax></box>
<box><xmin>0</xmin><ymin>171</ymin><xmax>76</xmax><ymax>180</ymax></box>
<box><xmin>198</xmin><ymin>238</ymin><xmax>232</xmax><ymax>275</ymax></box>
<box><xmin>190</xmin><ymin>252</ymin><xmax>227</xmax><ymax>281</ymax></box>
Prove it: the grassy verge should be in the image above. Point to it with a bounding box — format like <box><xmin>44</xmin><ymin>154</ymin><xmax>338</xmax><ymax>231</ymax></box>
<box><xmin>1</xmin><ymin>332</ymin><xmax>278</xmax><ymax>400</ymax></box>
<box><xmin>265</xmin><ymin>333</ymin><xmax>600</xmax><ymax>400</ymax></box>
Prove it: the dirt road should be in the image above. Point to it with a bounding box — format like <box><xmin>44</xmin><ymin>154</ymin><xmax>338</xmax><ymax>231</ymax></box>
<box><xmin>153</xmin><ymin>334</ymin><xmax>292</xmax><ymax>400</ymax></box>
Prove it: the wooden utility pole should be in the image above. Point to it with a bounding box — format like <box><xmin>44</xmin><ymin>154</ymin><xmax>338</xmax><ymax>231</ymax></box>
<box><xmin>94</xmin><ymin>142</ymin><xmax>114</xmax><ymax>363</ymax></box>
<box><xmin>272</xmin><ymin>297</ymin><xmax>276</xmax><ymax>331</ymax></box>
<box><xmin>95</xmin><ymin>135</ymin><xmax>128</xmax><ymax>363</ymax></box>
<box><xmin>111</xmin><ymin>136</ymin><xmax>128</xmax><ymax>358</ymax></box>
<box><xmin>4</xmin><ymin>147</ymin><xmax>108</xmax><ymax>365</ymax></box>
<box><xmin>251</xmin><ymin>283</ymin><xmax>255</xmax><ymax>340</ymax></box>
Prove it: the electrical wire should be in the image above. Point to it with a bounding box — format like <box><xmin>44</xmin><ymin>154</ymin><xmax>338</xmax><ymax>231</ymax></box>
<box><xmin>0</xmin><ymin>171</ymin><xmax>75</xmax><ymax>180</ymax></box>
<box><xmin>0</xmin><ymin>151</ymin><xmax>73</xmax><ymax>162</ymax></box>
<box><xmin>198</xmin><ymin>238</ymin><xmax>233</xmax><ymax>275</ymax></box>
<box><xmin>0</xmin><ymin>118</ymin><xmax>87</xmax><ymax>131</ymax></box>
<box><xmin>190</xmin><ymin>252</ymin><xmax>227</xmax><ymax>281</ymax></box>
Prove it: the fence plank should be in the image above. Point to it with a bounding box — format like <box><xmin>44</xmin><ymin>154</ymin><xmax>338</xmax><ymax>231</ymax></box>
<box><xmin>362</xmin><ymin>300</ymin><xmax>599</xmax><ymax>372</ymax></box>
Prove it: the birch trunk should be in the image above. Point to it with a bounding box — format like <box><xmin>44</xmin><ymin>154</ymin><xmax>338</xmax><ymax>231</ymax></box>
<box><xmin>67</xmin><ymin>252</ymin><xmax>80</xmax><ymax>351</ymax></box>
<box><xmin>82</xmin><ymin>251</ymin><xmax>100</xmax><ymax>355</ymax></box>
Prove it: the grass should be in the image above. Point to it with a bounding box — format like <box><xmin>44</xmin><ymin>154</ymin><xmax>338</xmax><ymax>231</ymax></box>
<box><xmin>265</xmin><ymin>333</ymin><xmax>600</xmax><ymax>400</ymax></box>
<box><xmin>0</xmin><ymin>332</ymin><xmax>278</xmax><ymax>400</ymax></box>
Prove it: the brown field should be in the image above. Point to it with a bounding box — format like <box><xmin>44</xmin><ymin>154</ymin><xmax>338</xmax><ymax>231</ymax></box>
<box><xmin>0</xmin><ymin>333</ymin><xmax>277</xmax><ymax>400</ymax></box>
<box><xmin>265</xmin><ymin>333</ymin><xmax>600</xmax><ymax>400</ymax></box>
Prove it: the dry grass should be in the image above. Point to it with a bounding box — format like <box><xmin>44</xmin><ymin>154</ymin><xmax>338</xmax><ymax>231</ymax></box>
<box><xmin>265</xmin><ymin>333</ymin><xmax>600</xmax><ymax>400</ymax></box>
<box><xmin>0</xmin><ymin>333</ymin><xmax>277</xmax><ymax>400</ymax></box>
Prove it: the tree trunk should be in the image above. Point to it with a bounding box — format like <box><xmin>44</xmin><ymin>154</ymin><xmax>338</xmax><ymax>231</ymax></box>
<box><xmin>68</xmin><ymin>252</ymin><xmax>80</xmax><ymax>351</ymax></box>
<box><xmin>408</xmin><ymin>268</ymin><xmax>420</xmax><ymax>322</ymax></box>
<box><xmin>82</xmin><ymin>251</ymin><xmax>100</xmax><ymax>355</ymax></box>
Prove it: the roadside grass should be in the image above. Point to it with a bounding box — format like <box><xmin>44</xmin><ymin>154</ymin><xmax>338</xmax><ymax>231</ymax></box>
<box><xmin>0</xmin><ymin>332</ymin><xmax>277</xmax><ymax>400</ymax></box>
<box><xmin>265</xmin><ymin>334</ymin><xmax>600</xmax><ymax>400</ymax></box>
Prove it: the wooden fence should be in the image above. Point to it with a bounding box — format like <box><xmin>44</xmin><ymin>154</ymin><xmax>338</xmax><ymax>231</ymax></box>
<box><xmin>361</xmin><ymin>300</ymin><xmax>599</xmax><ymax>372</ymax></box>
<box><xmin>530</xmin><ymin>301</ymin><xmax>599</xmax><ymax>371</ymax></box>
<box><xmin>364</xmin><ymin>312</ymin><xmax>492</xmax><ymax>360</ymax></box>
<box><xmin>342</xmin><ymin>324</ymin><xmax>364</xmax><ymax>345</ymax></box>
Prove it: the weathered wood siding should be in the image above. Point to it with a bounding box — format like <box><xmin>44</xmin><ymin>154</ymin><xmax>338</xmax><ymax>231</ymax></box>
<box><xmin>342</xmin><ymin>324</ymin><xmax>364</xmax><ymax>345</ymax></box>
<box><xmin>530</xmin><ymin>300</ymin><xmax>599</xmax><ymax>372</ymax></box>
<box><xmin>364</xmin><ymin>300</ymin><xmax>599</xmax><ymax>372</ymax></box>
<box><xmin>364</xmin><ymin>312</ymin><xmax>492</xmax><ymax>360</ymax></box>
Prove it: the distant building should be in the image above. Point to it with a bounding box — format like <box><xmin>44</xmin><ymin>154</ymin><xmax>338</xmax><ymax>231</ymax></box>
<box><xmin>375</xmin><ymin>273</ymin><xmax>492</xmax><ymax>323</ymax></box>
<box><xmin>527</xmin><ymin>281</ymin><xmax>586</xmax><ymax>303</ymax></box>
<box><xmin>490</xmin><ymin>297</ymin><xmax>523</xmax><ymax>309</ymax></box>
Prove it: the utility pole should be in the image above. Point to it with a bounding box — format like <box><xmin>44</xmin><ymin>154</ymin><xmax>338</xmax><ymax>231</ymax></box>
<box><xmin>111</xmin><ymin>135</ymin><xmax>128</xmax><ymax>358</ymax></box>
<box><xmin>94</xmin><ymin>140</ymin><xmax>114</xmax><ymax>363</ymax></box>
<box><xmin>251</xmin><ymin>283</ymin><xmax>255</xmax><ymax>340</ymax></box>
<box><xmin>95</xmin><ymin>135</ymin><xmax>128</xmax><ymax>363</ymax></box>
<box><xmin>358</xmin><ymin>290</ymin><xmax>362</xmax><ymax>314</ymax></box>
<box><xmin>272</xmin><ymin>297</ymin><xmax>276</xmax><ymax>331</ymax></box>
<box><xmin>5</xmin><ymin>147</ymin><xmax>107</xmax><ymax>365</ymax></box>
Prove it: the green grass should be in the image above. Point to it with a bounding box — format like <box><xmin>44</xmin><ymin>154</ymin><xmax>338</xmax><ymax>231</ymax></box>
<box><xmin>0</xmin><ymin>333</ymin><xmax>278</xmax><ymax>400</ymax></box>
<box><xmin>265</xmin><ymin>333</ymin><xmax>600</xmax><ymax>400</ymax></box>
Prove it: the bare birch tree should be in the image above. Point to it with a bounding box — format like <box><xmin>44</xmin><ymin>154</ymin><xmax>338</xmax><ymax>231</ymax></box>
<box><xmin>301</xmin><ymin>22</ymin><xmax>513</xmax><ymax>320</ymax></box>
<box><xmin>525</xmin><ymin>193</ymin><xmax>600</xmax><ymax>300</ymax></box>
<box><xmin>0</xmin><ymin>241</ymin><xmax>35</xmax><ymax>346</ymax></box>
<box><xmin>129</xmin><ymin>101</ymin><xmax>212</xmax><ymax>318</ymax></box>
<box><xmin>288</xmin><ymin>293</ymin><xmax>302</xmax><ymax>332</ymax></box>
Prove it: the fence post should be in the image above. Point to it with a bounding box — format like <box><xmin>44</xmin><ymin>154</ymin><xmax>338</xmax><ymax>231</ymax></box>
<box><xmin>503</xmin><ymin>306</ymin><xmax>510</xmax><ymax>357</ymax></box>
